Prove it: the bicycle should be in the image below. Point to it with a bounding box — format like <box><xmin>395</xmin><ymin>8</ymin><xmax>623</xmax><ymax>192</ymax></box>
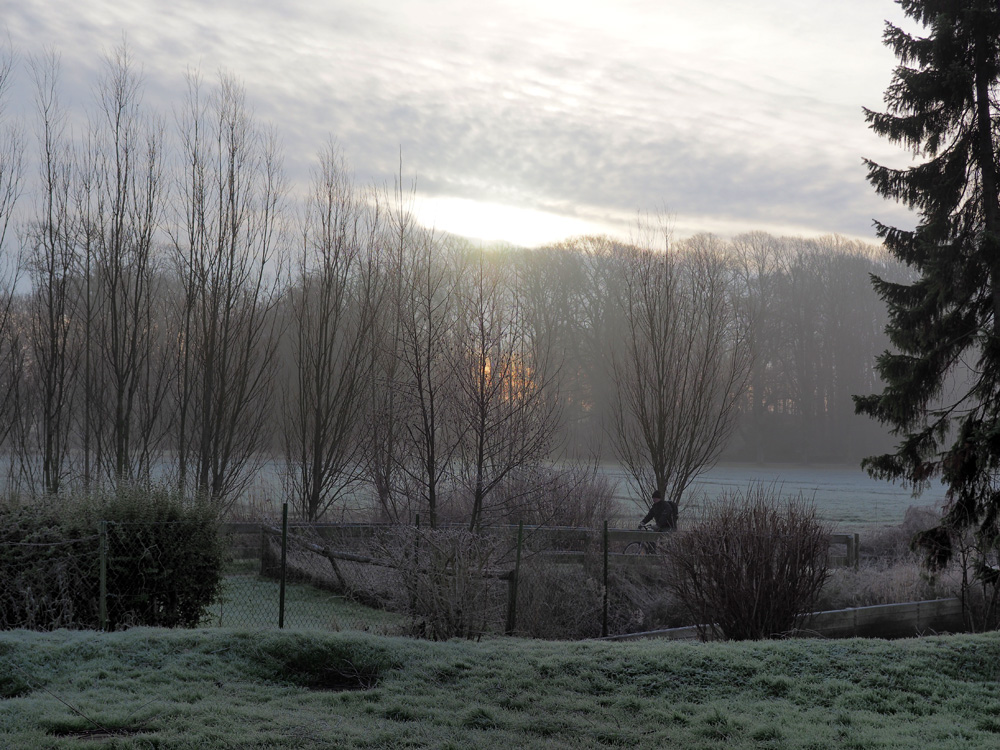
<box><xmin>623</xmin><ymin>525</ymin><xmax>659</xmax><ymax>555</ymax></box>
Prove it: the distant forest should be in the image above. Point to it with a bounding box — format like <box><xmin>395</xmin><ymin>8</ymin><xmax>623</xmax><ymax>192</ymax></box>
<box><xmin>0</xmin><ymin>45</ymin><xmax>904</xmax><ymax>520</ymax></box>
<box><xmin>524</xmin><ymin>232</ymin><xmax>901</xmax><ymax>466</ymax></box>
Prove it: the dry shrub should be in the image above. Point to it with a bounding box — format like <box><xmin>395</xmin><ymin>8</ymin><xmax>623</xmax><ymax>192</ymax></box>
<box><xmin>849</xmin><ymin>504</ymin><xmax>1000</xmax><ymax>632</ymax></box>
<box><xmin>941</xmin><ymin>528</ymin><xmax>1000</xmax><ymax>632</ymax></box>
<box><xmin>817</xmin><ymin>505</ymin><xmax>944</xmax><ymax>611</ymax></box>
<box><xmin>863</xmin><ymin>505</ymin><xmax>941</xmax><ymax>561</ymax></box>
<box><xmin>500</xmin><ymin>466</ymin><xmax>618</xmax><ymax>528</ymax></box>
<box><xmin>513</xmin><ymin>544</ymin><xmax>688</xmax><ymax>639</ymax></box>
<box><xmin>415</xmin><ymin>465</ymin><xmax>618</xmax><ymax>530</ymax></box>
<box><xmin>818</xmin><ymin>559</ymin><xmax>940</xmax><ymax>611</ymax></box>
<box><xmin>513</xmin><ymin>557</ymin><xmax>605</xmax><ymax>639</ymax></box>
<box><xmin>662</xmin><ymin>484</ymin><xmax>830</xmax><ymax>641</ymax></box>
<box><xmin>370</xmin><ymin>527</ymin><xmax>512</xmax><ymax>640</ymax></box>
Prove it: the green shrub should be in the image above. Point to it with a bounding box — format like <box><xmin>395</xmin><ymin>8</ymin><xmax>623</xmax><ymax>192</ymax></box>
<box><xmin>97</xmin><ymin>486</ymin><xmax>224</xmax><ymax>629</ymax></box>
<box><xmin>0</xmin><ymin>487</ymin><xmax>224</xmax><ymax>630</ymax></box>
<box><xmin>0</xmin><ymin>500</ymin><xmax>98</xmax><ymax>630</ymax></box>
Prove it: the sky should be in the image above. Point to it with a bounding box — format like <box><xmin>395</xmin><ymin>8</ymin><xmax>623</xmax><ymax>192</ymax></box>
<box><xmin>4</xmin><ymin>0</ymin><xmax>916</xmax><ymax>248</ymax></box>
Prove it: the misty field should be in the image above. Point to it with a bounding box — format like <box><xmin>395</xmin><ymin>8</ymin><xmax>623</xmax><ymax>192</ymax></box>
<box><xmin>232</xmin><ymin>461</ymin><xmax>943</xmax><ymax>532</ymax></box>
<box><xmin>606</xmin><ymin>463</ymin><xmax>947</xmax><ymax>532</ymax></box>
<box><xmin>2</xmin><ymin>628</ymin><xmax>1000</xmax><ymax>748</ymax></box>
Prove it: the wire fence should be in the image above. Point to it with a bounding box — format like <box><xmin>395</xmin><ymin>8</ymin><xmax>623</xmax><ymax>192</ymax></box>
<box><xmin>0</xmin><ymin>508</ymin><xmax>860</xmax><ymax>638</ymax></box>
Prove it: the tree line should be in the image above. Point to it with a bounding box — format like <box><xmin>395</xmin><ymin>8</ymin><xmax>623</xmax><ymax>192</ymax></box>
<box><xmin>0</xmin><ymin>43</ymin><xmax>904</xmax><ymax>524</ymax></box>
<box><xmin>534</xmin><ymin>231</ymin><xmax>904</xmax><ymax>468</ymax></box>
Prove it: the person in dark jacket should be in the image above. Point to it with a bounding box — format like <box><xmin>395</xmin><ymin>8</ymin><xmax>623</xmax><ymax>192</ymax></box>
<box><xmin>639</xmin><ymin>489</ymin><xmax>678</xmax><ymax>531</ymax></box>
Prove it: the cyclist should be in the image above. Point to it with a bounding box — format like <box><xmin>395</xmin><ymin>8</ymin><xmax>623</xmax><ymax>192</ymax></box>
<box><xmin>639</xmin><ymin>489</ymin><xmax>678</xmax><ymax>532</ymax></box>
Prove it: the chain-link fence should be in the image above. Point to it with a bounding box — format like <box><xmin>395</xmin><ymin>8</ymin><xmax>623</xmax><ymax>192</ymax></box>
<box><xmin>0</xmin><ymin>515</ymin><xmax>409</xmax><ymax>634</ymax></box>
<box><xmin>0</xmin><ymin>532</ymin><xmax>102</xmax><ymax>630</ymax></box>
<box><xmin>210</xmin><ymin>519</ymin><xmax>409</xmax><ymax>633</ymax></box>
<box><xmin>1</xmin><ymin>509</ymin><xmax>860</xmax><ymax>638</ymax></box>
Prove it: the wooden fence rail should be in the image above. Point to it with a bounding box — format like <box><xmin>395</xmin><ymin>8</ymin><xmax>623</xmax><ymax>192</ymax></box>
<box><xmin>603</xmin><ymin>598</ymin><xmax>964</xmax><ymax>642</ymax></box>
<box><xmin>221</xmin><ymin>523</ymin><xmax>861</xmax><ymax>569</ymax></box>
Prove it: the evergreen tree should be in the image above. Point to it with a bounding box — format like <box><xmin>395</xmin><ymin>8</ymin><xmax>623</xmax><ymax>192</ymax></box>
<box><xmin>854</xmin><ymin>0</ymin><xmax>1000</xmax><ymax>555</ymax></box>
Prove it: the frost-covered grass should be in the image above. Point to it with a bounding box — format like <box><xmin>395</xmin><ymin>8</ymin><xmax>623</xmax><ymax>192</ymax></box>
<box><xmin>2</xmin><ymin>628</ymin><xmax>1000</xmax><ymax>748</ymax></box>
<box><xmin>201</xmin><ymin>574</ymin><xmax>408</xmax><ymax>633</ymax></box>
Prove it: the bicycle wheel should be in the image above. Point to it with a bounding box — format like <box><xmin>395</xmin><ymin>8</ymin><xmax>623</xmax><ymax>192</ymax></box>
<box><xmin>623</xmin><ymin>541</ymin><xmax>646</xmax><ymax>555</ymax></box>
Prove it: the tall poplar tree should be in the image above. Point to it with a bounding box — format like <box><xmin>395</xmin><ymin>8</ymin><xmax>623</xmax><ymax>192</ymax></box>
<box><xmin>854</xmin><ymin>0</ymin><xmax>1000</xmax><ymax>553</ymax></box>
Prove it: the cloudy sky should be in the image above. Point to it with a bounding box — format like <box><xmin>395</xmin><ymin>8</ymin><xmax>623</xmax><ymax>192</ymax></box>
<box><xmin>5</xmin><ymin>0</ymin><xmax>915</xmax><ymax>247</ymax></box>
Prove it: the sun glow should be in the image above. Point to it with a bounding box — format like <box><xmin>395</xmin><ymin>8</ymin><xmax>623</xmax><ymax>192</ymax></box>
<box><xmin>414</xmin><ymin>196</ymin><xmax>611</xmax><ymax>248</ymax></box>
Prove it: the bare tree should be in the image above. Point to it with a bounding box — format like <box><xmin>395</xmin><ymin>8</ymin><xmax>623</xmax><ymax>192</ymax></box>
<box><xmin>609</xmin><ymin>221</ymin><xmax>752</xmax><ymax>512</ymax></box>
<box><xmin>0</xmin><ymin>42</ymin><xmax>25</xmax><ymax>463</ymax></box>
<box><xmin>455</xmin><ymin>250</ymin><xmax>562</xmax><ymax>530</ymax></box>
<box><xmin>283</xmin><ymin>141</ymin><xmax>382</xmax><ymax>520</ymax></box>
<box><xmin>15</xmin><ymin>52</ymin><xmax>79</xmax><ymax>494</ymax></box>
<box><xmin>78</xmin><ymin>41</ymin><xmax>170</xmax><ymax>485</ymax></box>
<box><xmin>170</xmin><ymin>70</ymin><xmax>287</xmax><ymax>507</ymax></box>
<box><xmin>392</xmin><ymin>226</ymin><xmax>465</xmax><ymax>528</ymax></box>
<box><xmin>360</xmin><ymin>172</ymin><xmax>414</xmax><ymax>522</ymax></box>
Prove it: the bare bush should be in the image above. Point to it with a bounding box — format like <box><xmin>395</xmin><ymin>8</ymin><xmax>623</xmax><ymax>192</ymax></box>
<box><xmin>514</xmin><ymin>554</ymin><xmax>685</xmax><ymax>639</ymax></box>
<box><xmin>662</xmin><ymin>484</ymin><xmax>830</xmax><ymax>640</ymax></box>
<box><xmin>505</xmin><ymin>466</ymin><xmax>618</xmax><ymax>529</ymax></box>
<box><xmin>371</xmin><ymin>526</ymin><xmax>511</xmax><ymax>640</ymax></box>
<box><xmin>862</xmin><ymin>505</ymin><xmax>941</xmax><ymax>562</ymax></box>
<box><xmin>818</xmin><ymin>559</ymin><xmax>940</xmax><ymax>611</ymax></box>
<box><xmin>860</xmin><ymin>504</ymin><xmax>1000</xmax><ymax>632</ymax></box>
<box><xmin>455</xmin><ymin>464</ymin><xmax>618</xmax><ymax>529</ymax></box>
<box><xmin>939</xmin><ymin>527</ymin><xmax>1000</xmax><ymax>633</ymax></box>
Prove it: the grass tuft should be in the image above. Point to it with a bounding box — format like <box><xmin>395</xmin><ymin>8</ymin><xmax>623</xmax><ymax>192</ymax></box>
<box><xmin>239</xmin><ymin>632</ymin><xmax>396</xmax><ymax>690</ymax></box>
<box><xmin>461</xmin><ymin>706</ymin><xmax>500</xmax><ymax>730</ymax></box>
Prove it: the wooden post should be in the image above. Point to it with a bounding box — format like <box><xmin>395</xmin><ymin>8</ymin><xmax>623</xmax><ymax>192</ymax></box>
<box><xmin>278</xmin><ymin>502</ymin><xmax>288</xmax><ymax>629</ymax></box>
<box><xmin>602</xmin><ymin>520</ymin><xmax>609</xmax><ymax>638</ymax></box>
<box><xmin>854</xmin><ymin>532</ymin><xmax>860</xmax><ymax>570</ymax></box>
<box><xmin>505</xmin><ymin>521</ymin><xmax>524</xmax><ymax>635</ymax></box>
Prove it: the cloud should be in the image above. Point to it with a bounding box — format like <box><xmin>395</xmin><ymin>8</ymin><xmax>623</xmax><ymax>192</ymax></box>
<box><xmin>4</xmin><ymin>0</ymin><xmax>915</xmax><ymax>244</ymax></box>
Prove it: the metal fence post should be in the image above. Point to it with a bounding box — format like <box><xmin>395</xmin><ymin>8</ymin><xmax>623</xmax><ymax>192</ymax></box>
<box><xmin>854</xmin><ymin>532</ymin><xmax>861</xmax><ymax>570</ymax></box>
<box><xmin>505</xmin><ymin>521</ymin><xmax>524</xmax><ymax>635</ymax></box>
<box><xmin>259</xmin><ymin>523</ymin><xmax>266</xmax><ymax>576</ymax></box>
<box><xmin>99</xmin><ymin>520</ymin><xmax>108</xmax><ymax>632</ymax></box>
<box><xmin>278</xmin><ymin>502</ymin><xmax>288</xmax><ymax>629</ymax></box>
<box><xmin>410</xmin><ymin>514</ymin><xmax>420</xmax><ymax>616</ymax></box>
<box><xmin>602</xmin><ymin>520</ymin><xmax>609</xmax><ymax>638</ymax></box>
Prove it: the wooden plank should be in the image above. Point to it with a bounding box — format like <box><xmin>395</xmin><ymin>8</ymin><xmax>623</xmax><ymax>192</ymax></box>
<box><xmin>603</xmin><ymin>625</ymin><xmax>704</xmax><ymax>641</ymax></box>
<box><xmin>804</xmin><ymin>598</ymin><xmax>964</xmax><ymax>639</ymax></box>
<box><xmin>219</xmin><ymin>522</ymin><xmax>262</xmax><ymax>534</ymax></box>
<box><xmin>535</xmin><ymin>551</ymin><xmax>587</xmax><ymax>565</ymax></box>
<box><xmin>610</xmin><ymin>598</ymin><xmax>966</xmax><ymax>642</ymax></box>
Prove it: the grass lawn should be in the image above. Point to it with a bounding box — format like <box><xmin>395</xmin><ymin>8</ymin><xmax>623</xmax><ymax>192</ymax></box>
<box><xmin>201</xmin><ymin>573</ymin><xmax>409</xmax><ymax>634</ymax></box>
<box><xmin>2</xmin><ymin>628</ymin><xmax>1000</xmax><ymax>748</ymax></box>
